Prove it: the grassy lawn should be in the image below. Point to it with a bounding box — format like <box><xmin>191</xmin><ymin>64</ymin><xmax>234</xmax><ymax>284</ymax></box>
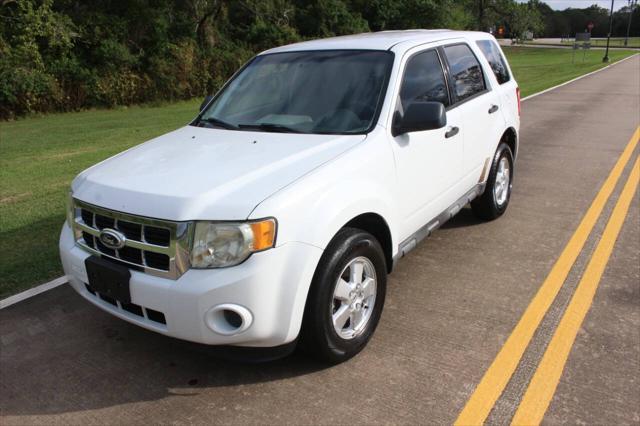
<box><xmin>503</xmin><ymin>47</ymin><xmax>637</xmax><ymax>97</ymax></box>
<box><xmin>0</xmin><ymin>47</ymin><xmax>637</xmax><ymax>299</ymax></box>
<box><xmin>0</xmin><ymin>100</ymin><xmax>200</xmax><ymax>298</ymax></box>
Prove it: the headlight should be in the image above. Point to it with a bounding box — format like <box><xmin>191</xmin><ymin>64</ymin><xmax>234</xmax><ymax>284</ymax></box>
<box><xmin>190</xmin><ymin>218</ymin><xmax>276</xmax><ymax>268</ymax></box>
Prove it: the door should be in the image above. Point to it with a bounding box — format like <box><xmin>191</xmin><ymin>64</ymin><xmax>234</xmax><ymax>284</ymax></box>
<box><xmin>441</xmin><ymin>43</ymin><xmax>506</xmax><ymax>187</ymax></box>
<box><xmin>475</xmin><ymin>39</ymin><xmax>520</xmax><ymax>143</ymax></box>
<box><xmin>390</xmin><ymin>48</ymin><xmax>463</xmax><ymax>238</ymax></box>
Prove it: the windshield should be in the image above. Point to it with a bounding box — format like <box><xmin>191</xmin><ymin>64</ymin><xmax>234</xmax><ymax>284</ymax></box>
<box><xmin>196</xmin><ymin>50</ymin><xmax>394</xmax><ymax>134</ymax></box>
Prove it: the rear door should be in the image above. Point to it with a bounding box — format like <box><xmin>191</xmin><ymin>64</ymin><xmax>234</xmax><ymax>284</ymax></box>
<box><xmin>440</xmin><ymin>43</ymin><xmax>505</xmax><ymax>189</ymax></box>
<box><xmin>475</xmin><ymin>38</ymin><xmax>519</xmax><ymax>143</ymax></box>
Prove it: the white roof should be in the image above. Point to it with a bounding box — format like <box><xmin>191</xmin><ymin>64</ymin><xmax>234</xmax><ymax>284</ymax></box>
<box><xmin>262</xmin><ymin>30</ymin><xmax>492</xmax><ymax>55</ymax></box>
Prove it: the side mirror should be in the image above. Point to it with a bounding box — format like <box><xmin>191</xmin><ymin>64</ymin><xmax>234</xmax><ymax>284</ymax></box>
<box><xmin>392</xmin><ymin>101</ymin><xmax>447</xmax><ymax>137</ymax></box>
<box><xmin>200</xmin><ymin>95</ymin><xmax>213</xmax><ymax>112</ymax></box>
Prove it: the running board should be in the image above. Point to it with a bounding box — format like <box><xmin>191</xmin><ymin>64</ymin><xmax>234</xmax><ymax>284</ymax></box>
<box><xmin>394</xmin><ymin>183</ymin><xmax>485</xmax><ymax>266</ymax></box>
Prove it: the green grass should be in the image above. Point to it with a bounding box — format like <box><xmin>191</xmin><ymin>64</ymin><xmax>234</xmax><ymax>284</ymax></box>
<box><xmin>0</xmin><ymin>100</ymin><xmax>200</xmax><ymax>298</ymax></box>
<box><xmin>502</xmin><ymin>46</ymin><xmax>637</xmax><ymax>97</ymax></box>
<box><xmin>0</xmin><ymin>47</ymin><xmax>637</xmax><ymax>298</ymax></box>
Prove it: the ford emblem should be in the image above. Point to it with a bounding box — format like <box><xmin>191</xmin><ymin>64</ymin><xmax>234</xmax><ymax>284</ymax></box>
<box><xmin>99</xmin><ymin>228</ymin><xmax>126</xmax><ymax>250</ymax></box>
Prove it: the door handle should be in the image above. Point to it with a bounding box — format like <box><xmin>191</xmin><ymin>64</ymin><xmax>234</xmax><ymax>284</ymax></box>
<box><xmin>445</xmin><ymin>126</ymin><xmax>459</xmax><ymax>139</ymax></box>
<box><xmin>488</xmin><ymin>104</ymin><xmax>499</xmax><ymax>114</ymax></box>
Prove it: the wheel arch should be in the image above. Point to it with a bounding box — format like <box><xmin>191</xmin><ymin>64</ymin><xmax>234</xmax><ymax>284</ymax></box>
<box><xmin>343</xmin><ymin>213</ymin><xmax>394</xmax><ymax>273</ymax></box>
<box><xmin>502</xmin><ymin>126</ymin><xmax>518</xmax><ymax>159</ymax></box>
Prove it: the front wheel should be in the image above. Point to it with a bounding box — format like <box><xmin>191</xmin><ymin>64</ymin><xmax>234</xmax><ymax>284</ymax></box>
<box><xmin>472</xmin><ymin>142</ymin><xmax>514</xmax><ymax>220</ymax></box>
<box><xmin>300</xmin><ymin>228</ymin><xmax>387</xmax><ymax>364</ymax></box>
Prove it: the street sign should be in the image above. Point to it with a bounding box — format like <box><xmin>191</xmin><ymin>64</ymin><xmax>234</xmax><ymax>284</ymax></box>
<box><xmin>573</xmin><ymin>33</ymin><xmax>591</xmax><ymax>63</ymax></box>
<box><xmin>575</xmin><ymin>32</ymin><xmax>591</xmax><ymax>42</ymax></box>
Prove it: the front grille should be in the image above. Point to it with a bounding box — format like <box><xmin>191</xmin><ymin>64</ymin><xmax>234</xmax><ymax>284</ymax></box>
<box><xmin>117</xmin><ymin>220</ymin><xmax>142</xmax><ymax>240</ymax></box>
<box><xmin>95</xmin><ymin>214</ymin><xmax>114</xmax><ymax>230</ymax></box>
<box><xmin>82</xmin><ymin>231</ymin><xmax>95</xmax><ymax>249</ymax></box>
<box><xmin>144</xmin><ymin>226</ymin><xmax>171</xmax><ymax>246</ymax></box>
<box><xmin>144</xmin><ymin>251</ymin><xmax>170</xmax><ymax>270</ymax></box>
<box><xmin>95</xmin><ymin>237</ymin><xmax>116</xmax><ymax>257</ymax></box>
<box><xmin>81</xmin><ymin>208</ymin><xmax>170</xmax><ymax>269</ymax></box>
<box><xmin>71</xmin><ymin>199</ymin><xmax>192</xmax><ymax>279</ymax></box>
<box><xmin>81</xmin><ymin>209</ymin><xmax>93</xmax><ymax>226</ymax></box>
<box><xmin>119</xmin><ymin>245</ymin><xmax>143</xmax><ymax>264</ymax></box>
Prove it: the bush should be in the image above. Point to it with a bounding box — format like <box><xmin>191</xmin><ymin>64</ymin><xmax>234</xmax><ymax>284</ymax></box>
<box><xmin>93</xmin><ymin>70</ymin><xmax>151</xmax><ymax>107</ymax></box>
<box><xmin>0</xmin><ymin>0</ymin><xmax>558</xmax><ymax>119</ymax></box>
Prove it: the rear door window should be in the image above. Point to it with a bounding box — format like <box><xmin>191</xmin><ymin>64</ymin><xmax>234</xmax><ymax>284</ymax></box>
<box><xmin>399</xmin><ymin>49</ymin><xmax>449</xmax><ymax>110</ymax></box>
<box><xmin>443</xmin><ymin>44</ymin><xmax>486</xmax><ymax>102</ymax></box>
<box><xmin>476</xmin><ymin>40</ymin><xmax>511</xmax><ymax>84</ymax></box>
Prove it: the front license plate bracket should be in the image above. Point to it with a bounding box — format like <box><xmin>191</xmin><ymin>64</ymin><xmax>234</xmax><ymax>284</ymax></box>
<box><xmin>85</xmin><ymin>256</ymin><xmax>131</xmax><ymax>303</ymax></box>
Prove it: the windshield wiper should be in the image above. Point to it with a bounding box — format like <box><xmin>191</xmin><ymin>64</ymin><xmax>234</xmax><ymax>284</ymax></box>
<box><xmin>237</xmin><ymin>123</ymin><xmax>302</xmax><ymax>133</ymax></box>
<box><xmin>200</xmin><ymin>116</ymin><xmax>238</xmax><ymax>130</ymax></box>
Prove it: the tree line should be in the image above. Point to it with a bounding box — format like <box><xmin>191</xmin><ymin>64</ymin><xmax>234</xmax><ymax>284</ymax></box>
<box><xmin>533</xmin><ymin>1</ymin><xmax>639</xmax><ymax>39</ymax></box>
<box><xmin>1</xmin><ymin>0</ymin><xmax>638</xmax><ymax>119</ymax></box>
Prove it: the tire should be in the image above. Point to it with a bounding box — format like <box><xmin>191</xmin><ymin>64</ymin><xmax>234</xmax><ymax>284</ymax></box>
<box><xmin>300</xmin><ymin>227</ymin><xmax>387</xmax><ymax>364</ymax></box>
<box><xmin>472</xmin><ymin>142</ymin><xmax>514</xmax><ymax>221</ymax></box>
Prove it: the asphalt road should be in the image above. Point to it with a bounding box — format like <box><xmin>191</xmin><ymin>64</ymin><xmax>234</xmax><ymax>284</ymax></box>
<box><xmin>1</xmin><ymin>56</ymin><xmax>639</xmax><ymax>425</ymax></box>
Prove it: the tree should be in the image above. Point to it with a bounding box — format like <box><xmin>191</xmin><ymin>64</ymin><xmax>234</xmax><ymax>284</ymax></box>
<box><xmin>185</xmin><ymin>0</ymin><xmax>224</xmax><ymax>49</ymax></box>
<box><xmin>351</xmin><ymin>0</ymin><xmax>472</xmax><ymax>31</ymax></box>
<box><xmin>505</xmin><ymin>1</ymin><xmax>544</xmax><ymax>40</ymax></box>
<box><xmin>0</xmin><ymin>0</ymin><xmax>76</xmax><ymax>117</ymax></box>
<box><xmin>466</xmin><ymin>0</ymin><xmax>512</xmax><ymax>31</ymax></box>
<box><xmin>0</xmin><ymin>0</ymin><xmax>630</xmax><ymax>119</ymax></box>
<box><xmin>294</xmin><ymin>0</ymin><xmax>368</xmax><ymax>37</ymax></box>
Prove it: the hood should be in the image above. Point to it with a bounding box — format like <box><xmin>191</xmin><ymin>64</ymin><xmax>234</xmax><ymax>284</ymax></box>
<box><xmin>72</xmin><ymin>126</ymin><xmax>365</xmax><ymax>220</ymax></box>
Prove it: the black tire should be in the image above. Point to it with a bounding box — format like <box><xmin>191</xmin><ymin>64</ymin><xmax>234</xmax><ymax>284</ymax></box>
<box><xmin>299</xmin><ymin>227</ymin><xmax>387</xmax><ymax>364</ymax></box>
<box><xmin>472</xmin><ymin>142</ymin><xmax>514</xmax><ymax>221</ymax></box>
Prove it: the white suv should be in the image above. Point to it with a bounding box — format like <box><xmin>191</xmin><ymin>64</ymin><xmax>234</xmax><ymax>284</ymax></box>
<box><xmin>60</xmin><ymin>30</ymin><xmax>519</xmax><ymax>363</ymax></box>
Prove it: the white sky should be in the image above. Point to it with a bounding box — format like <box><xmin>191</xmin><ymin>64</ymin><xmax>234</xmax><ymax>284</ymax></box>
<box><xmin>516</xmin><ymin>0</ymin><xmax>629</xmax><ymax>10</ymax></box>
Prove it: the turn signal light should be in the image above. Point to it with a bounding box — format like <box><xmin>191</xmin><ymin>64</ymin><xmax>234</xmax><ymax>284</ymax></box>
<box><xmin>250</xmin><ymin>219</ymin><xmax>276</xmax><ymax>251</ymax></box>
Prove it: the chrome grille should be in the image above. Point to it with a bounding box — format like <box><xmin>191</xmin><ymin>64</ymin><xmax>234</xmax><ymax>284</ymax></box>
<box><xmin>70</xmin><ymin>199</ymin><xmax>192</xmax><ymax>279</ymax></box>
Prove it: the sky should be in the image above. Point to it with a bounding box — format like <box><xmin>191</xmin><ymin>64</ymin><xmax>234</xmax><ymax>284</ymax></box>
<box><xmin>516</xmin><ymin>0</ymin><xmax>630</xmax><ymax>10</ymax></box>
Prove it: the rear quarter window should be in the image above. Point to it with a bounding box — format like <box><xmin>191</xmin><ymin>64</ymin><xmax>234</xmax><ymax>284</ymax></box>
<box><xmin>476</xmin><ymin>40</ymin><xmax>511</xmax><ymax>85</ymax></box>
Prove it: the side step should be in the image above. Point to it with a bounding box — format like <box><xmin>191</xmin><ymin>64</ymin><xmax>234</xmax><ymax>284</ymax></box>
<box><xmin>395</xmin><ymin>183</ymin><xmax>485</xmax><ymax>263</ymax></box>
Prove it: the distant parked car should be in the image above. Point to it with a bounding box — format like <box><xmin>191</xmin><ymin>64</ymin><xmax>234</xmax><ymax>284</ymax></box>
<box><xmin>60</xmin><ymin>30</ymin><xmax>520</xmax><ymax>363</ymax></box>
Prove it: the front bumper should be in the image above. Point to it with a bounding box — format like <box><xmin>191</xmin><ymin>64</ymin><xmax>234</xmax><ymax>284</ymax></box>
<box><xmin>59</xmin><ymin>223</ymin><xmax>323</xmax><ymax>347</ymax></box>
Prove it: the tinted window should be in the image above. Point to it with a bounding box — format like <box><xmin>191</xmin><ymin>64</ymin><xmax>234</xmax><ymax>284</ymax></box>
<box><xmin>399</xmin><ymin>50</ymin><xmax>449</xmax><ymax>109</ymax></box>
<box><xmin>476</xmin><ymin>40</ymin><xmax>510</xmax><ymax>84</ymax></box>
<box><xmin>443</xmin><ymin>44</ymin><xmax>486</xmax><ymax>102</ymax></box>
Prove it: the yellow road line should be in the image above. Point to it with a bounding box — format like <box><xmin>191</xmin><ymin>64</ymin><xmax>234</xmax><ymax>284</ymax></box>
<box><xmin>512</xmin><ymin>156</ymin><xmax>640</xmax><ymax>425</ymax></box>
<box><xmin>455</xmin><ymin>127</ymin><xmax>639</xmax><ymax>426</ymax></box>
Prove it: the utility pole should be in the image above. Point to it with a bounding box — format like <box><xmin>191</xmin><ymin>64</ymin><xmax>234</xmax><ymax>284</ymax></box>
<box><xmin>603</xmin><ymin>0</ymin><xmax>615</xmax><ymax>62</ymax></box>
<box><xmin>625</xmin><ymin>0</ymin><xmax>637</xmax><ymax>47</ymax></box>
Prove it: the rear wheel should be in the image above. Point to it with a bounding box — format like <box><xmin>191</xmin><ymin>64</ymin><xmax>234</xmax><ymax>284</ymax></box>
<box><xmin>472</xmin><ymin>142</ymin><xmax>514</xmax><ymax>220</ymax></box>
<box><xmin>300</xmin><ymin>228</ymin><xmax>387</xmax><ymax>364</ymax></box>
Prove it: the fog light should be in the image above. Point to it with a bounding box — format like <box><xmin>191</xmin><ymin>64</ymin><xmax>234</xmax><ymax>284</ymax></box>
<box><xmin>223</xmin><ymin>309</ymin><xmax>243</xmax><ymax>328</ymax></box>
<box><xmin>204</xmin><ymin>304</ymin><xmax>253</xmax><ymax>335</ymax></box>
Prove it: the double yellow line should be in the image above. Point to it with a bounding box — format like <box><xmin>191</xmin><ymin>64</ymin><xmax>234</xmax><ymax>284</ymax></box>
<box><xmin>455</xmin><ymin>127</ymin><xmax>640</xmax><ymax>426</ymax></box>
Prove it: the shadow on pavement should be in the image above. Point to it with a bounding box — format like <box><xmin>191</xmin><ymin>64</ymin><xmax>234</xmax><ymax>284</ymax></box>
<box><xmin>0</xmin><ymin>206</ymin><xmax>485</xmax><ymax>417</ymax></box>
<box><xmin>440</xmin><ymin>206</ymin><xmax>485</xmax><ymax>229</ymax></box>
<box><xmin>0</xmin><ymin>285</ymin><xmax>328</xmax><ymax>416</ymax></box>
